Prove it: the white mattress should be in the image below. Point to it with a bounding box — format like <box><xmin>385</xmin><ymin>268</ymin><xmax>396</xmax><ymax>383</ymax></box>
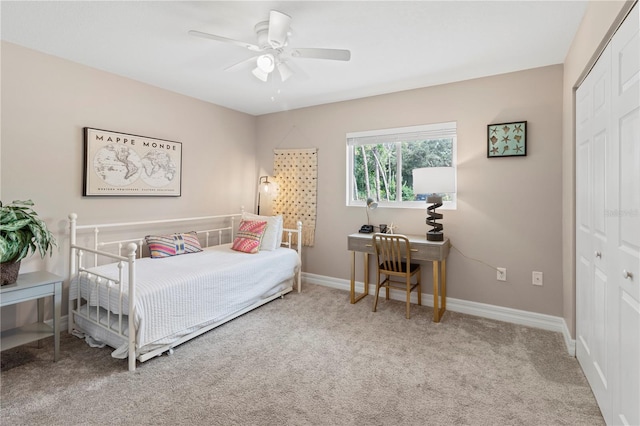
<box><xmin>70</xmin><ymin>244</ymin><xmax>299</xmax><ymax>356</ymax></box>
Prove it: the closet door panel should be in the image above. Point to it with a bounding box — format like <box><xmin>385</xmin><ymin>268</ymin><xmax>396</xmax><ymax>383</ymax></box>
<box><xmin>576</xmin><ymin>257</ymin><xmax>593</xmax><ymax>355</ymax></box>
<box><xmin>618</xmin><ymin>293</ymin><xmax>639</xmax><ymax>426</ymax></box>
<box><xmin>617</xmin><ymin>111</ymin><xmax>639</xmax><ymax>286</ymax></box>
<box><xmin>613</xmin><ymin>3</ymin><xmax>639</xmax><ymax>284</ymax></box>
<box><xmin>593</xmin><ymin>267</ymin><xmax>610</xmax><ymax>386</ymax></box>
<box><xmin>593</xmin><ymin>118</ymin><xmax>611</xmax><ymax>393</ymax></box>
<box><xmin>613</xmin><ymin>292</ymin><xmax>640</xmax><ymax>425</ymax></box>
<box><xmin>576</xmin><ymin>81</ymin><xmax>594</xmax><ymax>361</ymax></box>
<box><xmin>593</xmin><ymin>129</ymin><xmax>609</xmax><ymax>266</ymax></box>
<box><xmin>610</xmin><ymin>5</ymin><xmax>639</xmax><ymax>424</ymax></box>
<box><xmin>613</xmin><ymin>109</ymin><xmax>639</xmax><ymax>426</ymax></box>
<box><xmin>576</xmin><ymin>45</ymin><xmax>612</xmax><ymax>418</ymax></box>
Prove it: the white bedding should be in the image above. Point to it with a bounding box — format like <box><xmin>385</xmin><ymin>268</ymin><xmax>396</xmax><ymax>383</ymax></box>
<box><xmin>70</xmin><ymin>244</ymin><xmax>300</xmax><ymax>356</ymax></box>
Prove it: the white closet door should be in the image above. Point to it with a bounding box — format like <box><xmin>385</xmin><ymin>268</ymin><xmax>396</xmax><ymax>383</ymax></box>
<box><xmin>576</xmin><ymin>42</ymin><xmax>613</xmax><ymax>422</ymax></box>
<box><xmin>577</xmin><ymin>4</ymin><xmax>639</xmax><ymax>425</ymax></box>
<box><xmin>609</xmin><ymin>4</ymin><xmax>639</xmax><ymax>425</ymax></box>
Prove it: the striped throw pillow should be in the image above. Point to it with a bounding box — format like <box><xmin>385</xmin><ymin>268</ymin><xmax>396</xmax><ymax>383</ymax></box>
<box><xmin>145</xmin><ymin>232</ymin><xmax>203</xmax><ymax>258</ymax></box>
<box><xmin>231</xmin><ymin>220</ymin><xmax>267</xmax><ymax>254</ymax></box>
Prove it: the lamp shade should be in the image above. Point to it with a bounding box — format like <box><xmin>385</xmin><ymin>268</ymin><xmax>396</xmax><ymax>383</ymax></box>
<box><xmin>412</xmin><ymin>167</ymin><xmax>455</xmax><ymax>195</ymax></box>
<box><xmin>258</xmin><ymin>176</ymin><xmax>274</xmax><ymax>193</ymax></box>
<box><xmin>277</xmin><ymin>61</ymin><xmax>293</xmax><ymax>82</ymax></box>
<box><xmin>256</xmin><ymin>54</ymin><xmax>275</xmax><ymax>73</ymax></box>
<box><xmin>257</xmin><ymin>176</ymin><xmax>277</xmax><ymax>215</ymax></box>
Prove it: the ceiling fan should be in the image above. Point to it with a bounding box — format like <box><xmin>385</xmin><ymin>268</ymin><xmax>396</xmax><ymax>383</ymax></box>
<box><xmin>188</xmin><ymin>10</ymin><xmax>351</xmax><ymax>82</ymax></box>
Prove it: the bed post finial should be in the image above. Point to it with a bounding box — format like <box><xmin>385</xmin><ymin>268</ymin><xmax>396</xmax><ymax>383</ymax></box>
<box><xmin>126</xmin><ymin>242</ymin><xmax>137</xmax><ymax>256</ymax></box>
<box><xmin>69</xmin><ymin>213</ymin><xmax>77</xmax><ymax>244</ymax></box>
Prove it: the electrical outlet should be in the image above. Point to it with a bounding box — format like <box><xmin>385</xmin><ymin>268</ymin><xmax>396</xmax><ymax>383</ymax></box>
<box><xmin>532</xmin><ymin>271</ymin><xmax>543</xmax><ymax>286</ymax></box>
<box><xmin>497</xmin><ymin>267</ymin><xmax>507</xmax><ymax>281</ymax></box>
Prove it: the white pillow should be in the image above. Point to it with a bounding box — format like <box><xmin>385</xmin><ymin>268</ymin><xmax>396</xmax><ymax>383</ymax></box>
<box><xmin>241</xmin><ymin>212</ymin><xmax>283</xmax><ymax>251</ymax></box>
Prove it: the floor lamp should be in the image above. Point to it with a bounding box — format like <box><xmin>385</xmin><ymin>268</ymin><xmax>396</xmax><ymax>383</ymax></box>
<box><xmin>412</xmin><ymin>167</ymin><xmax>455</xmax><ymax>241</ymax></box>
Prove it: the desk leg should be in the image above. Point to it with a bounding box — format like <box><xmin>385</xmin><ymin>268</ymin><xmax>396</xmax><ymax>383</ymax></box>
<box><xmin>53</xmin><ymin>281</ymin><xmax>61</xmax><ymax>361</ymax></box>
<box><xmin>350</xmin><ymin>251</ymin><xmax>369</xmax><ymax>304</ymax></box>
<box><xmin>37</xmin><ymin>297</ymin><xmax>45</xmax><ymax>348</ymax></box>
<box><xmin>432</xmin><ymin>260</ymin><xmax>447</xmax><ymax>322</ymax></box>
<box><xmin>441</xmin><ymin>259</ymin><xmax>447</xmax><ymax>313</ymax></box>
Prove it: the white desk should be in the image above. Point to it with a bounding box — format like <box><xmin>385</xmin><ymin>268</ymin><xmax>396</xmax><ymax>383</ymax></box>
<box><xmin>348</xmin><ymin>233</ymin><xmax>450</xmax><ymax>322</ymax></box>
<box><xmin>1</xmin><ymin>271</ymin><xmax>63</xmax><ymax>361</ymax></box>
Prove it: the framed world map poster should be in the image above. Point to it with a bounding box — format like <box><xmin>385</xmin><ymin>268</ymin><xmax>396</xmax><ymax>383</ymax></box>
<box><xmin>83</xmin><ymin>128</ymin><xmax>182</xmax><ymax>197</ymax></box>
<box><xmin>487</xmin><ymin>121</ymin><xmax>527</xmax><ymax>158</ymax></box>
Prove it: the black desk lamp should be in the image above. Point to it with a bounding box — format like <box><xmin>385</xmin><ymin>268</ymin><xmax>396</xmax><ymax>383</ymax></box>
<box><xmin>412</xmin><ymin>167</ymin><xmax>455</xmax><ymax>241</ymax></box>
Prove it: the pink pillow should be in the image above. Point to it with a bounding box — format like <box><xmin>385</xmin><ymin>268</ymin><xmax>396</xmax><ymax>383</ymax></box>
<box><xmin>145</xmin><ymin>232</ymin><xmax>202</xmax><ymax>258</ymax></box>
<box><xmin>231</xmin><ymin>220</ymin><xmax>268</xmax><ymax>254</ymax></box>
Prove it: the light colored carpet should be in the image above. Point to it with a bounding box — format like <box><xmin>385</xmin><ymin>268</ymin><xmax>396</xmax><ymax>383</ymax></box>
<box><xmin>1</xmin><ymin>284</ymin><xmax>603</xmax><ymax>425</ymax></box>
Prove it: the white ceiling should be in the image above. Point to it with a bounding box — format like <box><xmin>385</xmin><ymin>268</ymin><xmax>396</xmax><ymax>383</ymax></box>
<box><xmin>1</xmin><ymin>1</ymin><xmax>588</xmax><ymax>116</ymax></box>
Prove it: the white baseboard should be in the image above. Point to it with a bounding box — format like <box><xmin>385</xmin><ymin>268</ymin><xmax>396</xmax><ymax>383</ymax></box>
<box><xmin>302</xmin><ymin>272</ymin><xmax>576</xmax><ymax>356</ymax></box>
<box><xmin>48</xmin><ymin>278</ymin><xmax>577</xmax><ymax>357</ymax></box>
<box><xmin>561</xmin><ymin>320</ymin><xmax>576</xmax><ymax>357</ymax></box>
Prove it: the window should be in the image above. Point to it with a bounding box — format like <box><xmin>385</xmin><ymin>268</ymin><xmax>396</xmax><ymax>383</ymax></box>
<box><xmin>346</xmin><ymin>121</ymin><xmax>457</xmax><ymax>209</ymax></box>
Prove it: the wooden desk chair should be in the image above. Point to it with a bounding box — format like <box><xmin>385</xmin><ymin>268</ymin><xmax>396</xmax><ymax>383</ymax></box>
<box><xmin>372</xmin><ymin>233</ymin><xmax>422</xmax><ymax>319</ymax></box>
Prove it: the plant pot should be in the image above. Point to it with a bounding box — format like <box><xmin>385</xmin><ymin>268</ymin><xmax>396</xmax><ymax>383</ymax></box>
<box><xmin>1</xmin><ymin>260</ymin><xmax>21</xmax><ymax>285</ymax></box>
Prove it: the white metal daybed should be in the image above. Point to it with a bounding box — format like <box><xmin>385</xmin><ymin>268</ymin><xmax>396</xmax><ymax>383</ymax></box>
<box><xmin>68</xmin><ymin>212</ymin><xmax>302</xmax><ymax>371</ymax></box>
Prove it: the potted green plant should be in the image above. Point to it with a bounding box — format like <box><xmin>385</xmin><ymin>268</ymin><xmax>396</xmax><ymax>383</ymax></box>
<box><xmin>0</xmin><ymin>200</ymin><xmax>57</xmax><ymax>285</ymax></box>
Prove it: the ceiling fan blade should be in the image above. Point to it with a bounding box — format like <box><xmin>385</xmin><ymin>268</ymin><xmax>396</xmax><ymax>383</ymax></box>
<box><xmin>291</xmin><ymin>48</ymin><xmax>351</xmax><ymax>61</ymax></box>
<box><xmin>224</xmin><ymin>55</ymin><xmax>259</xmax><ymax>71</ymax></box>
<box><xmin>267</xmin><ymin>10</ymin><xmax>291</xmax><ymax>48</ymax></box>
<box><xmin>188</xmin><ymin>30</ymin><xmax>261</xmax><ymax>52</ymax></box>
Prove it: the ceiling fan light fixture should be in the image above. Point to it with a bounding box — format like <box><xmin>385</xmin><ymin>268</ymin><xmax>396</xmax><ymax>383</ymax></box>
<box><xmin>256</xmin><ymin>53</ymin><xmax>275</xmax><ymax>73</ymax></box>
<box><xmin>277</xmin><ymin>61</ymin><xmax>293</xmax><ymax>82</ymax></box>
<box><xmin>252</xmin><ymin>67</ymin><xmax>270</xmax><ymax>82</ymax></box>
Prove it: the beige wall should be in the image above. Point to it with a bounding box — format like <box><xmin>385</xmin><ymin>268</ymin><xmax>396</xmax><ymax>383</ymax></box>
<box><xmin>1</xmin><ymin>42</ymin><xmax>257</xmax><ymax>329</ymax></box>
<box><xmin>257</xmin><ymin>65</ymin><xmax>565</xmax><ymax>317</ymax></box>
<box><xmin>4</xmin><ymin>0</ymin><xmax>631</xmax><ymax>334</ymax></box>
<box><xmin>561</xmin><ymin>0</ymin><xmax>634</xmax><ymax>337</ymax></box>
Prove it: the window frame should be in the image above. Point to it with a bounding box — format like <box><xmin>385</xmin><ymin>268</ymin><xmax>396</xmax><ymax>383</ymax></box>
<box><xmin>346</xmin><ymin>121</ymin><xmax>457</xmax><ymax>210</ymax></box>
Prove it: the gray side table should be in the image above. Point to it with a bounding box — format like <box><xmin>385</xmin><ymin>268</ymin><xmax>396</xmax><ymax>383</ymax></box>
<box><xmin>1</xmin><ymin>271</ymin><xmax>63</xmax><ymax>361</ymax></box>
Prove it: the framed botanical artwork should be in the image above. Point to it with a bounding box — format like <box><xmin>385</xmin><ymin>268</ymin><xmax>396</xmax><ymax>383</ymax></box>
<box><xmin>487</xmin><ymin>121</ymin><xmax>527</xmax><ymax>158</ymax></box>
<box><xmin>83</xmin><ymin>127</ymin><xmax>182</xmax><ymax>197</ymax></box>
